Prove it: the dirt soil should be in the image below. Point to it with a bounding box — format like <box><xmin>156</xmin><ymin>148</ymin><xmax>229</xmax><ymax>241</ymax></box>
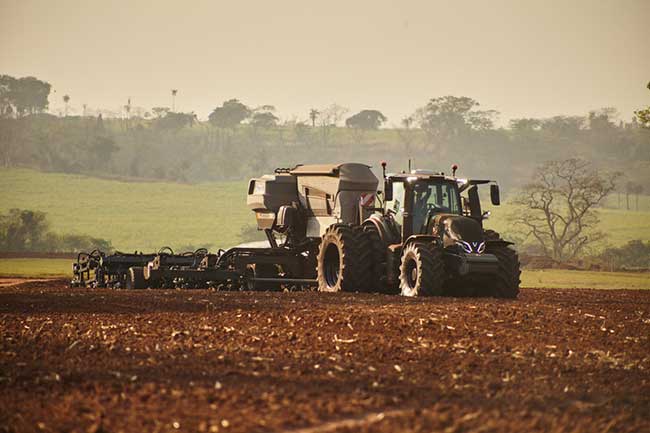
<box><xmin>0</xmin><ymin>280</ymin><xmax>648</xmax><ymax>433</ymax></box>
<box><xmin>0</xmin><ymin>279</ymin><xmax>53</xmax><ymax>289</ymax></box>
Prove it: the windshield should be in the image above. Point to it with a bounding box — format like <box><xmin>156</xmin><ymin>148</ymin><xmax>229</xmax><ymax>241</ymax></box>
<box><xmin>412</xmin><ymin>181</ymin><xmax>460</xmax><ymax>232</ymax></box>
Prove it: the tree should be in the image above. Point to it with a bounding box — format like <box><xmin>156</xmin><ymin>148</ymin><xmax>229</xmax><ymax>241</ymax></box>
<box><xmin>293</xmin><ymin>121</ymin><xmax>311</xmax><ymax>145</ymax></box>
<box><xmin>0</xmin><ymin>208</ymin><xmax>49</xmax><ymax>251</ymax></box>
<box><xmin>208</xmin><ymin>99</ymin><xmax>251</xmax><ymax>129</ymax></box>
<box><xmin>309</xmin><ymin>109</ymin><xmax>319</xmax><ymax>127</ymax></box>
<box><xmin>588</xmin><ymin>107</ymin><xmax>618</xmax><ymax>131</ymax></box>
<box><xmin>509</xmin><ymin>118</ymin><xmax>542</xmax><ymax>132</ymax></box>
<box><xmin>0</xmin><ymin>75</ymin><xmax>51</xmax><ymax>117</ymax></box>
<box><xmin>320</xmin><ymin>104</ymin><xmax>348</xmax><ymax>127</ymax></box>
<box><xmin>634</xmin><ymin>81</ymin><xmax>650</xmax><ymax>128</ymax></box>
<box><xmin>416</xmin><ymin>96</ymin><xmax>497</xmax><ymax>149</ymax></box>
<box><xmin>599</xmin><ymin>240</ymin><xmax>650</xmax><ymax>271</ymax></box>
<box><xmin>626</xmin><ymin>181</ymin><xmax>643</xmax><ymax>211</ymax></box>
<box><xmin>63</xmin><ymin>94</ymin><xmax>70</xmax><ymax>117</ymax></box>
<box><xmin>171</xmin><ymin>89</ymin><xmax>178</xmax><ymax>111</ymax></box>
<box><xmin>0</xmin><ymin>208</ymin><xmax>112</xmax><ymax>252</ymax></box>
<box><xmin>124</xmin><ymin>98</ymin><xmax>131</xmax><ymax>118</ymax></box>
<box><xmin>318</xmin><ymin>103</ymin><xmax>349</xmax><ymax>146</ymax></box>
<box><xmin>511</xmin><ymin>159</ymin><xmax>618</xmax><ymax>261</ymax></box>
<box><xmin>154</xmin><ymin>111</ymin><xmax>196</xmax><ymax>130</ymax></box>
<box><xmin>250</xmin><ymin>112</ymin><xmax>278</xmax><ymax>128</ymax></box>
<box><xmin>541</xmin><ymin>115</ymin><xmax>585</xmax><ymax>138</ymax></box>
<box><xmin>152</xmin><ymin>107</ymin><xmax>170</xmax><ymax>118</ymax></box>
<box><xmin>91</xmin><ymin>135</ymin><xmax>119</xmax><ymax>168</ymax></box>
<box><xmin>250</xmin><ymin>105</ymin><xmax>278</xmax><ymax>128</ymax></box>
<box><xmin>14</xmin><ymin>76</ymin><xmax>51</xmax><ymax>116</ymax></box>
<box><xmin>0</xmin><ymin>75</ymin><xmax>16</xmax><ymax>118</ymax></box>
<box><xmin>345</xmin><ymin>109</ymin><xmax>387</xmax><ymax>130</ymax></box>
<box><xmin>397</xmin><ymin>116</ymin><xmax>418</xmax><ymax>154</ymax></box>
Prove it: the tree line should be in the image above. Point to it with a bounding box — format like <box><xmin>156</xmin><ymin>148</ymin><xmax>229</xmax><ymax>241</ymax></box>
<box><xmin>1</xmin><ymin>74</ymin><xmax>649</xmax><ymax>192</ymax></box>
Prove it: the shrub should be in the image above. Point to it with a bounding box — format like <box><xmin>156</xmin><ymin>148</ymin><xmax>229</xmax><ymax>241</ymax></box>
<box><xmin>0</xmin><ymin>208</ymin><xmax>112</xmax><ymax>253</ymax></box>
<box><xmin>599</xmin><ymin>240</ymin><xmax>650</xmax><ymax>271</ymax></box>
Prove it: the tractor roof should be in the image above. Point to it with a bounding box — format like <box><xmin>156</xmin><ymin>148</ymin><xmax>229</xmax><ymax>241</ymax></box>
<box><xmin>387</xmin><ymin>172</ymin><xmax>494</xmax><ymax>192</ymax></box>
<box><xmin>387</xmin><ymin>172</ymin><xmax>457</xmax><ymax>182</ymax></box>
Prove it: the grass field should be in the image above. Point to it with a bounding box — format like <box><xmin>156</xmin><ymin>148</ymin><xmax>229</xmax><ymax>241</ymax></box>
<box><xmin>0</xmin><ymin>168</ymin><xmax>251</xmax><ymax>252</ymax></box>
<box><xmin>1</xmin><ymin>168</ymin><xmax>649</xmax><ymax>252</ymax></box>
<box><xmin>0</xmin><ymin>258</ymin><xmax>71</xmax><ymax>278</ymax></box>
<box><xmin>521</xmin><ymin>269</ymin><xmax>650</xmax><ymax>290</ymax></box>
<box><xmin>1</xmin><ymin>257</ymin><xmax>648</xmax><ymax>290</ymax></box>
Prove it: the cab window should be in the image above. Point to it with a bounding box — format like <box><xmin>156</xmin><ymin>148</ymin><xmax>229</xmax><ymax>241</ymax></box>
<box><xmin>412</xmin><ymin>181</ymin><xmax>460</xmax><ymax>232</ymax></box>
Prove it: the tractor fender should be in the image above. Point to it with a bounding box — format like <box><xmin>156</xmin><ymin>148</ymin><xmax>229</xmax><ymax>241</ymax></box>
<box><xmin>403</xmin><ymin>234</ymin><xmax>441</xmax><ymax>248</ymax></box>
<box><xmin>363</xmin><ymin>214</ymin><xmax>400</xmax><ymax>245</ymax></box>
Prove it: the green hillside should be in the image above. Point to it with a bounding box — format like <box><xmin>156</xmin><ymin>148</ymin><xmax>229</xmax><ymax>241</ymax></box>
<box><xmin>0</xmin><ymin>168</ymin><xmax>648</xmax><ymax>253</ymax></box>
<box><xmin>0</xmin><ymin>169</ymin><xmax>251</xmax><ymax>252</ymax></box>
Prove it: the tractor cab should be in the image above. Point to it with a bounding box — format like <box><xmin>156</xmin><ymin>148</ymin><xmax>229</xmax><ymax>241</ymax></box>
<box><xmin>383</xmin><ymin>171</ymin><xmax>463</xmax><ymax>239</ymax></box>
<box><xmin>361</xmin><ymin>162</ymin><xmax>518</xmax><ymax>298</ymax></box>
<box><xmin>381</xmin><ymin>164</ymin><xmax>502</xmax><ymax>240</ymax></box>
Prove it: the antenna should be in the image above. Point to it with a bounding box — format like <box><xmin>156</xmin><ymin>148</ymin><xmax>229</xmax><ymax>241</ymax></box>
<box><xmin>408</xmin><ymin>158</ymin><xmax>412</xmax><ymax>173</ymax></box>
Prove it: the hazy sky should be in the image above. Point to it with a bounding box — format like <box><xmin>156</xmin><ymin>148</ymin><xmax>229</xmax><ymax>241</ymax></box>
<box><xmin>1</xmin><ymin>0</ymin><xmax>648</xmax><ymax>125</ymax></box>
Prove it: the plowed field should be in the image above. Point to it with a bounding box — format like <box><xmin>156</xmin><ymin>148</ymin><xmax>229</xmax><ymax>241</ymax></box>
<box><xmin>1</xmin><ymin>280</ymin><xmax>648</xmax><ymax>433</ymax></box>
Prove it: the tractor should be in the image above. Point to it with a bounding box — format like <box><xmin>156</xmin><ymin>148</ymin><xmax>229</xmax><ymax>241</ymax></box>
<box><xmin>316</xmin><ymin>162</ymin><xmax>521</xmax><ymax>297</ymax></box>
<box><xmin>72</xmin><ymin>161</ymin><xmax>520</xmax><ymax>298</ymax></box>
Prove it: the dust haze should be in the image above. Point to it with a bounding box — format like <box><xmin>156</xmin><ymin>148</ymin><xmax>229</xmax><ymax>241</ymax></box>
<box><xmin>2</xmin><ymin>0</ymin><xmax>648</xmax><ymax>122</ymax></box>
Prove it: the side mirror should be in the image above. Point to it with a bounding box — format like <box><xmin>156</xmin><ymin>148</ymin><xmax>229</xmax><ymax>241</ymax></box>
<box><xmin>490</xmin><ymin>184</ymin><xmax>500</xmax><ymax>206</ymax></box>
<box><xmin>384</xmin><ymin>180</ymin><xmax>393</xmax><ymax>201</ymax></box>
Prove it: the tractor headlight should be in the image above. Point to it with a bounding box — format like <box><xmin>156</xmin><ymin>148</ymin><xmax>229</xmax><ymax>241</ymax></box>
<box><xmin>456</xmin><ymin>240</ymin><xmax>473</xmax><ymax>254</ymax></box>
<box><xmin>456</xmin><ymin>240</ymin><xmax>486</xmax><ymax>254</ymax></box>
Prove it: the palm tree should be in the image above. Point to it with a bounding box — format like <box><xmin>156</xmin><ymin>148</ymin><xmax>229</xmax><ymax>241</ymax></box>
<box><xmin>124</xmin><ymin>98</ymin><xmax>132</xmax><ymax>130</ymax></box>
<box><xmin>309</xmin><ymin>108</ymin><xmax>319</xmax><ymax>127</ymax></box>
<box><xmin>63</xmin><ymin>94</ymin><xmax>70</xmax><ymax>117</ymax></box>
<box><xmin>171</xmin><ymin>89</ymin><xmax>178</xmax><ymax>112</ymax></box>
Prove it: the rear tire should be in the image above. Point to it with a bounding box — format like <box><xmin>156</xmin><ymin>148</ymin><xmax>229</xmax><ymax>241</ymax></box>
<box><xmin>352</xmin><ymin>225</ymin><xmax>375</xmax><ymax>292</ymax></box>
<box><xmin>126</xmin><ymin>267</ymin><xmax>146</xmax><ymax>290</ymax></box>
<box><xmin>360</xmin><ymin>223</ymin><xmax>389</xmax><ymax>293</ymax></box>
<box><xmin>317</xmin><ymin>224</ymin><xmax>363</xmax><ymax>292</ymax></box>
<box><xmin>486</xmin><ymin>243</ymin><xmax>521</xmax><ymax>298</ymax></box>
<box><xmin>399</xmin><ymin>242</ymin><xmax>445</xmax><ymax>296</ymax></box>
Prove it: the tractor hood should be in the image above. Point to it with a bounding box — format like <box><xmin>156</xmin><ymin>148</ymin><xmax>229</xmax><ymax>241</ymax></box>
<box><xmin>431</xmin><ymin>214</ymin><xmax>484</xmax><ymax>251</ymax></box>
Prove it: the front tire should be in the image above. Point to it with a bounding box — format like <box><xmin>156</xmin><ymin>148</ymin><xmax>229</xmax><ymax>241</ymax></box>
<box><xmin>399</xmin><ymin>242</ymin><xmax>445</xmax><ymax>296</ymax></box>
<box><xmin>486</xmin><ymin>243</ymin><xmax>521</xmax><ymax>298</ymax></box>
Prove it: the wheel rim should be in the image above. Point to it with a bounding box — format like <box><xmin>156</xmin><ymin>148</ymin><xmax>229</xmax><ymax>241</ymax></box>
<box><xmin>323</xmin><ymin>242</ymin><xmax>341</xmax><ymax>288</ymax></box>
<box><xmin>404</xmin><ymin>255</ymin><xmax>418</xmax><ymax>290</ymax></box>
